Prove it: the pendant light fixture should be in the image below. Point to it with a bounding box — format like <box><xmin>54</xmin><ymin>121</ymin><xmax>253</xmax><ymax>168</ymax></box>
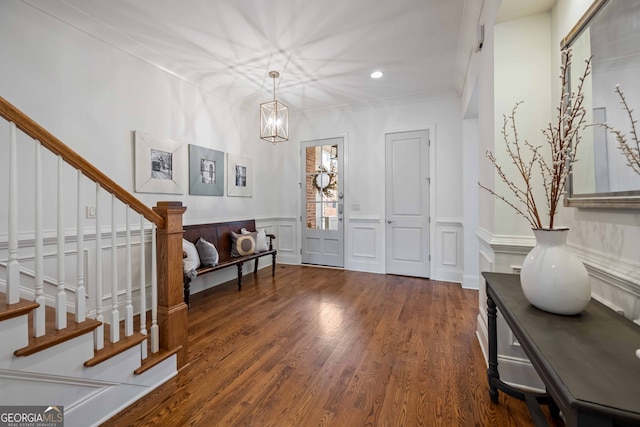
<box><xmin>260</xmin><ymin>71</ymin><xmax>289</xmax><ymax>144</ymax></box>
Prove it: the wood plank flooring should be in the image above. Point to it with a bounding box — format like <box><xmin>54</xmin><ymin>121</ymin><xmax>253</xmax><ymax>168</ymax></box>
<box><xmin>102</xmin><ymin>265</ymin><xmax>563</xmax><ymax>427</ymax></box>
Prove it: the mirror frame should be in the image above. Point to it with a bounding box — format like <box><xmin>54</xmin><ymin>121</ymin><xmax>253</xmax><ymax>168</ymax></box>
<box><xmin>562</xmin><ymin>0</ymin><xmax>640</xmax><ymax>209</ymax></box>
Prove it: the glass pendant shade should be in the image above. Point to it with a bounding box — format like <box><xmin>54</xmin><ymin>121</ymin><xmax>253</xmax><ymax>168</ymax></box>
<box><xmin>260</xmin><ymin>71</ymin><xmax>289</xmax><ymax>144</ymax></box>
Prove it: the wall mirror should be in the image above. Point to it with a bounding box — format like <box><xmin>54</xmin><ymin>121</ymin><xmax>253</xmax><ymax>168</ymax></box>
<box><xmin>563</xmin><ymin>0</ymin><xmax>640</xmax><ymax>208</ymax></box>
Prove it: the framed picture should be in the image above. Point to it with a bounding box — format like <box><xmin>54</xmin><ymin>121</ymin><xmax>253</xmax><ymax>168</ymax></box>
<box><xmin>188</xmin><ymin>145</ymin><xmax>224</xmax><ymax>196</ymax></box>
<box><xmin>226</xmin><ymin>154</ymin><xmax>252</xmax><ymax>197</ymax></box>
<box><xmin>134</xmin><ymin>131</ymin><xmax>186</xmax><ymax>194</ymax></box>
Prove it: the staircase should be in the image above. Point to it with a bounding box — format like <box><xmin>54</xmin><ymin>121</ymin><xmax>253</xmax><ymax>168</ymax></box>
<box><xmin>0</xmin><ymin>297</ymin><xmax>180</xmax><ymax>425</ymax></box>
<box><xmin>0</xmin><ymin>97</ymin><xmax>188</xmax><ymax>426</ymax></box>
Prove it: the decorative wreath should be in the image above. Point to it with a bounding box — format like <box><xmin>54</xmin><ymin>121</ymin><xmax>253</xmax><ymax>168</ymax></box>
<box><xmin>312</xmin><ymin>165</ymin><xmax>338</xmax><ymax>198</ymax></box>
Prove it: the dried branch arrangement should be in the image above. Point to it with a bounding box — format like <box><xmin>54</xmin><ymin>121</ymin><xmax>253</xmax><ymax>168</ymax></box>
<box><xmin>479</xmin><ymin>50</ymin><xmax>592</xmax><ymax>229</ymax></box>
<box><xmin>594</xmin><ymin>85</ymin><xmax>640</xmax><ymax>175</ymax></box>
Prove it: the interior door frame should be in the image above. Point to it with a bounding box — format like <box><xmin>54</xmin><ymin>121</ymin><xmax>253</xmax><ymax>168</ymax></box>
<box><xmin>384</xmin><ymin>125</ymin><xmax>436</xmax><ymax>278</ymax></box>
<box><xmin>299</xmin><ymin>133</ymin><xmax>349</xmax><ymax>267</ymax></box>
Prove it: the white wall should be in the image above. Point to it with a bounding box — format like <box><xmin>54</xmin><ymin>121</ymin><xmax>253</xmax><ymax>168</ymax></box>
<box><xmin>493</xmin><ymin>13</ymin><xmax>553</xmax><ymax>237</ymax></box>
<box><xmin>462</xmin><ymin>118</ymin><xmax>480</xmax><ymax>290</ymax></box>
<box><xmin>0</xmin><ymin>1</ymin><xmax>276</xmax><ymax>227</ymax></box>
<box><xmin>276</xmin><ymin>97</ymin><xmax>464</xmax><ymax>280</ymax></box>
<box><xmin>0</xmin><ymin>1</ymin><xmax>279</xmax><ymax>310</ymax></box>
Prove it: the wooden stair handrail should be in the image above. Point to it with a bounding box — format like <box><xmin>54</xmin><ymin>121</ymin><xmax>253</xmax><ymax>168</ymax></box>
<box><xmin>0</xmin><ymin>96</ymin><xmax>165</xmax><ymax>229</ymax></box>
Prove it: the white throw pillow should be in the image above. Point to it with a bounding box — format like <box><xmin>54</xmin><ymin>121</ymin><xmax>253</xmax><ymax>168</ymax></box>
<box><xmin>239</xmin><ymin>228</ymin><xmax>268</xmax><ymax>252</ymax></box>
<box><xmin>183</xmin><ymin>238</ymin><xmax>200</xmax><ymax>277</ymax></box>
<box><xmin>255</xmin><ymin>229</ymin><xmax>269</xmax><ymax>252</ymax></box>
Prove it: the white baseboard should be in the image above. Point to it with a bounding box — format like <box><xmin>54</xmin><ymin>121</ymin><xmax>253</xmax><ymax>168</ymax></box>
<box><xmin>434</xmin><ymin>269</ymin><xmax>463</xmax><ymax>284</ymax></box>
<box><xmin>476</xmin><ymin>313</ymin><xmax>489</xmax><ymax>364</ymax></box>
<box><xmin>463</xmin><ymin>274</ymin><xmax>479</xmax><ymax>290</ymax></box>
<box><xmin>347</xmin><ymin>260</ymin><xmax>385</xmax><ymax>274</ymax></box>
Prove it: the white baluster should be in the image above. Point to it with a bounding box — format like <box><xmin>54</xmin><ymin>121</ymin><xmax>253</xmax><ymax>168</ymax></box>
<box><xmin>76</xmin><ymin>170</ymin><xmax>86</xmax><ymax>323</ymax></box>
<box><xmin>150</xmin><ymin>223</ymin><xmax>159</xmax><ymax>353</ymax></box>
<box><xmin>94</xmin><ymin>184</ymin><xmax>104</xmax><ymax>350</ymax></box>
<box><xmin>7</xmin><ymin>122</ymin><xmax>20</xmax><ymax>304</ymax></box>
<box><xmin>139</xmin><ymin>215</ymin><xmax>148</xmax><ymax>360</ymax></box>
<box><xmin>110</xmin><ymin>195</ymin><xmax>119</xmax><ymax>343</ymax></box>
<box><xmin>56</xmin><ymin>156</ymin><xmax>67</xmax><ymax>330</ymax></box>
<box><xmin>33</xmin><ymin>140</ymin><xmax>45</xmax><ymax>337</ymax></box>
<box><xmin>124</xmin><ymin>206</ymin><xmax>133</xmax><ymax>337</ymax></box>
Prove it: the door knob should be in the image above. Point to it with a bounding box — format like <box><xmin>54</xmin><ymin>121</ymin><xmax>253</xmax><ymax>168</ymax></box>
<box><xmin>387</xmin><ymin>220</ymin><xmax>393</xmax><ymax>224</ymax></box>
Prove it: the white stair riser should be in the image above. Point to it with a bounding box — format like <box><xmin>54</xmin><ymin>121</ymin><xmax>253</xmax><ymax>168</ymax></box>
<box><xmin>82</xmin><ymin>344</ymin><xmax>141</xmax><ymax>383</ymax></box>
<box><xmin>2</xmin><ymin>334</ymin><xmax>94</xmax><ymax>377</ymax></box>
<box><xmin>0</xmin><ymin>315</ymin><xmax>29</xmax><ymax>362</ymax></box>
<box><xmin>69</xmin><ymin>356</ymin><xmax>177</xmax><ymax>427</ymax></box>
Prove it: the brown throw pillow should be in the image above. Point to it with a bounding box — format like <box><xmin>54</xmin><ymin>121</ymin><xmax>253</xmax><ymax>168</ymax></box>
<box><xmin>230</xmin><ymin>231</ymin><xmax>256</xmax><ymax>257</ymax></box>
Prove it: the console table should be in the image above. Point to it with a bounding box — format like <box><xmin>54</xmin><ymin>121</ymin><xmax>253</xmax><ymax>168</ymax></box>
<box><xmin>483</xmin><ymin>272</ymin><xmax>640</xmax><ymax>427</ymax></box>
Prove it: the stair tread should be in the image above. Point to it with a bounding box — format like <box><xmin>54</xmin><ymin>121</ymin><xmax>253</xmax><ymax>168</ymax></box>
<box><xmin>15</xmin><ymin>310</ymin><xmax>101</xmax><ymax>357</ymax></box>
<box><xmin>6</xmin><ymin>296</ymin><xmax>181</xmax><ymax>376</ymax></box>
<box><xmin>0</xmin><ymin>294</ymin><xmax>39</xmax><ymax>322</ymax></box>
<box><xmin>134</xmin><ymin>346</ymin><xmax>183</xmax><ymax>375</ymax></box>
<box><xmin>85</xmin><ymin>331</ymin><xmax>147</xmax><ymax>367</ymax></box>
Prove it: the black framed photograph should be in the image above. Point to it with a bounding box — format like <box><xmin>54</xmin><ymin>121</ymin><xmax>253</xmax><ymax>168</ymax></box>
<box><xmin>188</xmin><ymin>144</ymin><xmax>224</xmax><ymax>196</ymax></box>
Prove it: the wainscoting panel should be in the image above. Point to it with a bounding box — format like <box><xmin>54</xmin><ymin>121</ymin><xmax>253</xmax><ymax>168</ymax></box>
<box><xmin>441</xmin><ymin>230</ymin><xmax>458</xmax><ymax>266</ymax></box>
<box><xmin>434</xmin><ymin>219</ymin><xmax>463</xmax><ymax>283</ymax></box>
<box><xmin>347</xmin><ymin>217</ymin><xmax>384</xmax><ymax>274</ymax></box>
<box><xmin>352</xmin><ymin>226</ymin><xmax>376</xmax><ymax>258</ymax></box>
<box><xmin>0</xmin><ymin>229</ymin><xmax>153</xmax><ymax>322</ymax></box>
<box><xmin>273</xmin><ymin>220</ymin><xmax>298</xmax><ymax>265</ymax></box>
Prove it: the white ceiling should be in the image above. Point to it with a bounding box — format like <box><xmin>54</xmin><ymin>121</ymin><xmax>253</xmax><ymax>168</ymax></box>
<box><xmin>496</xmin><ymin>0</ymin><xmax>556</xmax><ymax>23</ymax></box>
<box><xmin>22</xmin><ymin>0</ymin><xmax>555</xmax><ymax>113</ymax></box>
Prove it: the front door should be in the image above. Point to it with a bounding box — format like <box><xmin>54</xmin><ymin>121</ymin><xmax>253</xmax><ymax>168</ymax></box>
<box><xmin>385</xmin><ymin>130</ymin><xmax>430</xmax><ymax>277</ymax></box>
<box><xmin>301</xmin><ymin>138</ymin><xmax>344</xmax><ymax>267</ymax></box>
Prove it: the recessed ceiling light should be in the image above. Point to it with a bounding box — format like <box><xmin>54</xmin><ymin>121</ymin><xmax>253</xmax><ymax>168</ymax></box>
<box><xmin>370</xmin><ymin>71</ymin><xmax>383</xmax><ymax>79</ymax></box>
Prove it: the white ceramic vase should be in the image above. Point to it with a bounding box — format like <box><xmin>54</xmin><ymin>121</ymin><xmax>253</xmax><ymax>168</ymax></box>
<box><xmin>520</xmin><ymin>228</ymin><xmax>591</xmax><ymax>315</ymax></box>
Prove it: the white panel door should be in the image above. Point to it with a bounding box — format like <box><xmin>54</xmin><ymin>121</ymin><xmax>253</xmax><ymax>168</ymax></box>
<box><xmin>385</xmin><ymin>130</ymin><xmax>430</xmax><ymax>277</ymax></box>
<box><xmin>301</xmin><ymin>138</ymin><xmax>344</xmax><ymax>267</ymax></box>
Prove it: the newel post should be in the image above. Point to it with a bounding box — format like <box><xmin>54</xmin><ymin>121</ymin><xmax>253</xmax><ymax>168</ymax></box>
<box><xmin>153</xmin><ymin>201</ymin><xmax>188</xmax><ymax>369</ymax></box>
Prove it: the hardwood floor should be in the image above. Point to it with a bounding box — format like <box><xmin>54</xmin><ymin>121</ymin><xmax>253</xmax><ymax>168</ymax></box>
<box><xmin>102</xmin><ymin>265</ymin><xmax>563</xmax><ymax>427</ymax></box>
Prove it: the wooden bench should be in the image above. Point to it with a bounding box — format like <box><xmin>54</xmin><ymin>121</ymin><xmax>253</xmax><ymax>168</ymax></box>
<box><xmin>182</xmin><ymin>220</ymin><xmax>276</xmax><ymax>306</ymax></box>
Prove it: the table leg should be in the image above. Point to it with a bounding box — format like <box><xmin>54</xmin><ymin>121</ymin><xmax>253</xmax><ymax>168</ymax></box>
<box><xmin>547</xmin><ymin>394</ymin><xmax>560</xmax><ymax>419</ymax></box>
<box><xmin>487</xmin><ymin>294</ymin><xmax>500</xmax><ymax>404</ymax></box>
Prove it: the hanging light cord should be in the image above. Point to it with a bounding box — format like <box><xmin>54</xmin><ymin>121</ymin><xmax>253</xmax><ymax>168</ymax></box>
<box><xmin>273</xmin><ymin>76</ymin><xmax>276</xmax><ymax>102</ymax></box>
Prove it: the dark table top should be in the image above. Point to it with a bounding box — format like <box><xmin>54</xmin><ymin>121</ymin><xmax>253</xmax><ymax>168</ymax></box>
<box><xmin>483</xmin><ymin>272</ymin><xmax>640</xmax><ymax>423</ymax></box>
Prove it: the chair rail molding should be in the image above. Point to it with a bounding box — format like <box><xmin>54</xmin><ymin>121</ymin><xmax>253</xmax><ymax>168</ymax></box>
<box><xmin>434</xmin><ymin>217</ymin><xmax>463</xmax><ymax>226</ymax></box>
<box><xmin>476</xmin><ymin>227</ymin><xmax>535</xmax><ymax>255</ymax></box>
<box><xmin>347</xmin><ymin>215</ymin><xmax>381</xmax><ymax>223</ymax></box>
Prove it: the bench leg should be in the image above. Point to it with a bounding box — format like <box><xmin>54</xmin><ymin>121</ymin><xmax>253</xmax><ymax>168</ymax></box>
<box><xmin>272</xmin><ymin>252</ymin><xmax>276</xmax><ymax>275</ymax></box>
<box><xmin>237</xmin><ymin>262</ymin><xmax>243</xmax><ymax>290</ymax></box>
<box><xmin>183</xmin><ymin>276</ymin><xmax>191</xmax><ymax>310</ymax></box>
<box><xmin>254</xmin><ymin>259</ymin><xmax>259</xmax><ymax>274</ymax></box>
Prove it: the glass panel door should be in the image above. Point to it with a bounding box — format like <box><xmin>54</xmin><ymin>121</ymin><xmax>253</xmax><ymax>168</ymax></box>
<box><xmin>301</xmin><ymin>138</ymin><xmax>344</xmax><ymax>267</ymax></box>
